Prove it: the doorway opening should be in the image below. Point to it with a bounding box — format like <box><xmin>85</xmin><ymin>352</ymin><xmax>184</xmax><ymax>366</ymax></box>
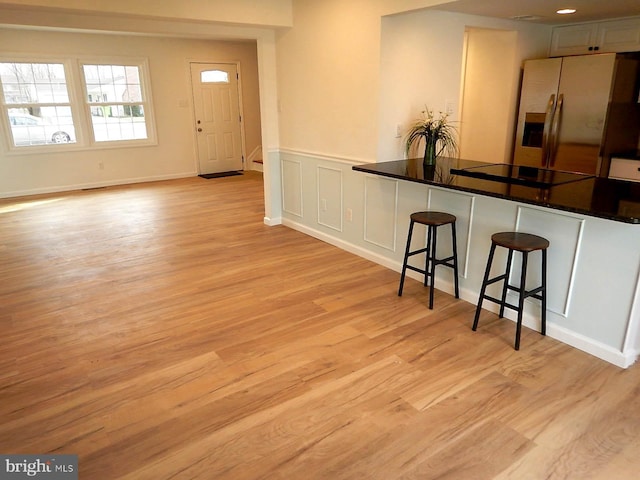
<box><xmin>459</xmin><ymin>28</ymin><xmax>519</xmax><ymax>164</ymax></box>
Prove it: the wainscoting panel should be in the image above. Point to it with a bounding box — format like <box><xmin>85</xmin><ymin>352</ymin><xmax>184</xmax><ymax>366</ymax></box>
<box><xmin>364</xmin><ymin>175</ymin><xmax>398</xmax><ymax>251</ymax></box>
<box><xmin>516</xmin><ymin>206</ymin><xmax>585</xmax><ymax>317</ymax></box>
<box><xmin>317</xmin><ymin>166</ymin><xmax>343</xmax><ymax>232</ymax></box>
<box><xmin>281</xmin><ymin>158</ymin><xmax>303</xmax><ymax>217</ymax></box>
<box><xmin>428</xmin><ymin>187</ymin><xmax>475</xmax><ymax>278</ymax></box>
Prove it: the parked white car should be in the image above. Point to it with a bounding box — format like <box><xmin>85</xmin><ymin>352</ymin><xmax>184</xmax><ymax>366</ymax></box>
<box><xmin>9</xmin><ymin>113</ymin><xmax>75</xmax><ymax>146</ymax></box>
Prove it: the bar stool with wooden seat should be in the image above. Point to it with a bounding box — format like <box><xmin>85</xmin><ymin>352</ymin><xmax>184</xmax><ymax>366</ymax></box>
<box><xmin>472</xmin><ymin>231</ymin><xmax>549</xmax><ymax>350</ymax></box>
<box><xmin>398</xmin><ymin>211</ymin><xmax>460</xmax><ymax>309</ymax></box>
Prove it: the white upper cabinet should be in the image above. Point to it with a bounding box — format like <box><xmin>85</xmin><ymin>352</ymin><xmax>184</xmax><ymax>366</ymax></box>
<box><xmin>550</xmin><ymin>18</ymin><xmax>640</xmax><ymax>57</ymax></box>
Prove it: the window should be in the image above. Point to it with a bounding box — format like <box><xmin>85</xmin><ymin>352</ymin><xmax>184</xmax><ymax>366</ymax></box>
<box><xmin>0</xmin><ymin>57</ymin><xmax>155</xmax><ymax>151</ymax></box>
<box><xmin>200</xmin><ymin>70</ymin><xmax>229</xmax><ymax>83</ymax></box>
<box><xmin>82</xmin><ymin>63</ymin><xmax>149</xmax><ymax>142</ymax></box>
<box><xmin>0</xmin><ymin>62</ymin><xmax>76</xmax><ymax>146</ymax></box>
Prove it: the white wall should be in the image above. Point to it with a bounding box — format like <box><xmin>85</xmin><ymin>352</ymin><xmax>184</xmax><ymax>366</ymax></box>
<box><xmin>276</xmin><ymin>3</ymin><xmax>554</xmax><ymax>261</ymax></box>
<box><xmin>276</xmin><ymin>0</ymin><xmax>383</xmax><ymax>162</ymax></box>
<box><xmin>0</xmin><ymin>29</ymin><xmax>262</xmax><ymax>197</ymax></box>
<box><xmin>377</xmin><ymin>10</ymin><xmax>552</xmax><ymax>162</ymax></box>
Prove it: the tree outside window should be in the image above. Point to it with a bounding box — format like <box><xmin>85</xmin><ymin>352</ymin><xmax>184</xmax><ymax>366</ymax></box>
<box><xmin>0</xmin><ymin>62</ymin><xmax>76</xmax><ymax>146</ymax></box>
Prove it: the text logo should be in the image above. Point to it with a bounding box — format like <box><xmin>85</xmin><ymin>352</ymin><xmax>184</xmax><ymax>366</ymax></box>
<box><xmin>0</xmin><ymin>455</ymin><xmax>77</xmax><ymax>479</ymax></box>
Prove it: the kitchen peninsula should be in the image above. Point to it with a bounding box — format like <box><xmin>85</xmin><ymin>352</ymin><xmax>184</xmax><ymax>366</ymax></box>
<box><xmin>353</xmin><ymin>157</ymin><xmax>640</xmax><ymax>368</ymax></box>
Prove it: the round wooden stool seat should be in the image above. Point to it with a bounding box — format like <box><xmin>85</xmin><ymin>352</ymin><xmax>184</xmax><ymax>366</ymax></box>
<box><xmin>491</xmin><ymin>232</ymin><xmax>549</xmax><ymax>252</ymax></box>
<box><xmin>411</xmin><ymin>211</ymin><xmax>456</xmax><ymax>226</ymax></box>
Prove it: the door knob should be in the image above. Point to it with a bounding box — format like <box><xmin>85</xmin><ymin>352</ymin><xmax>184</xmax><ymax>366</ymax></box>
<box><xmin>197</xmin><ymin>128</ymin><xmax>202</xmax><ymax>132</ymax></box>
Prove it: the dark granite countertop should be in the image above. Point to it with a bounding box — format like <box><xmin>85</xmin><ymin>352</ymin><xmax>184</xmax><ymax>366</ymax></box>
<box><xmin>352</xmin><ymin>157</ymin><xmax>640</xmax><ymax>224</ymax></box>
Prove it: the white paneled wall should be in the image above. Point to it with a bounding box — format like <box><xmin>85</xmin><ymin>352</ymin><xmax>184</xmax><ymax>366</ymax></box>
<box><xmin>281</xmin><ymin>157</ymin><xmax>303</xmax><ymax>218</ymax></box>
<box><xmin>515</xmin><ymin>206</ymin><xmax>585</xmax><ymax>318</ymax></box>
<box><xmin>317</xmin><ymin>166</ymin><xmax>343</xmax><ymax>232</ymax></box>
<box><xmin>428</xmin><ymin>188</ymin><xmax>475</xmax><ymax>278</ymax></box>
<box><xmin>364</xmin><ymin>176</ymin><xmax>398</xmax><ymax>251</ymax></box>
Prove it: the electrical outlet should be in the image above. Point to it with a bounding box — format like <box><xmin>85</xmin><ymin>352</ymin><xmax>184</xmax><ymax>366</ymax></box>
<box><xmin>321</xmin><ymin>198</ymin><xmax>327</xmax><ymax>211</ymax></box>
<box><xmin>346</xmin><ymin>208</ymin><xmax>353</xmax><ymax>222</ymax></box>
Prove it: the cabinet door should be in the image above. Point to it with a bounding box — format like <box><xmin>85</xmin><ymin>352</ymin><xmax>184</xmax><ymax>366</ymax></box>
<box><xmin>609</xmin><ymin>158</ymin><xmax>640</xmax><ymax>182</ymax></box>
<box><xmin>597</xmin><ymin>18</ymin><xmax>640</xmax><ymax>53</ymax></box>
<box><xmin>549</xmin><ymin>24</ymin><xmax>596</xmax><ymax>57</ymax></box>
<box><xmin>550</xmin><ymin>18</ymin><xmax>640</xmax><ymax>57</ymax></box>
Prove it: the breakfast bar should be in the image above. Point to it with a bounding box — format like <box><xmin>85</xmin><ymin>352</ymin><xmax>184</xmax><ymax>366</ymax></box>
<box><xmin>353</xmin><ymin>157</ymin><xmax>640</xmax><ymax>367</ymax></box>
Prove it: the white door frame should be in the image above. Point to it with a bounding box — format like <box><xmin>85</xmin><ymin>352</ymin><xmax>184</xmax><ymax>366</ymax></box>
<box><xmin>188</xmin><ymin>60</ymin><xmax>247</xmax><ymax>174</ymax></box>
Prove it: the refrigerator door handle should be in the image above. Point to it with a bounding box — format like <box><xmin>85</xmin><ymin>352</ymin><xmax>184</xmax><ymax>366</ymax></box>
<box><xmin>541</xmin><ymin>94</ymin><xmax>556</xmax><ymax>167</ymax></box>
<box><xmin>549</xmin><ymin>93</ymin><xmax>564</xmax><ymax>168</ymax></box>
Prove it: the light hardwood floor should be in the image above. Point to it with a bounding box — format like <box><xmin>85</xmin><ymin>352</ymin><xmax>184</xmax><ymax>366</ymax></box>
<box><xmin>1</xmin><ymin>171</ymin><xmax>639</xmax><ymax>479</ymax></box>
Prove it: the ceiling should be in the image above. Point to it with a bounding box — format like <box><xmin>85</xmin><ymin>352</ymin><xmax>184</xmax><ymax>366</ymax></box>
<box><xmin>432</xmin><ymin>0</ymin><xmax>640</xmax><ymax>25</ymax></box>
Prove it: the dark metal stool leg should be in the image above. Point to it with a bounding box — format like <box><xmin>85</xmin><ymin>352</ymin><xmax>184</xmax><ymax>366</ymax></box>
<box><xmin>514</xmin><ymin>252</ymin><xmax>528</xmax><ymax>351</ymax></box>
<box><xmin>498</xmin><ymin>249</ymin><xmax>514</xmax><ymax>319</ymax></box>
<box><xmin>398</xmin><ymin>220</ymin><xmax>415</xmax><ymax>296</ymax></box>
<box><xmin>451</xmin><ymin>222</ymin><xmax>460</xmax><ymax>299</ymax></box>
<box><xmin>541</xmin><ymin>249</ymin><xmax>547</xmax><ymax>336</ymax></box>
<box><xmin>428</xmin><ymin>225</ymin><xmax>438</xmax><ymax>309</ymax></box>
<box><xmin>473</xmin><ymin>243</ymin><xmax>497</xmax><ymax>331</ymax></box>
<box><xmin>424</xmin><ymin>225</ymin><xmax>433</xmax><ymax>287</ymax></box>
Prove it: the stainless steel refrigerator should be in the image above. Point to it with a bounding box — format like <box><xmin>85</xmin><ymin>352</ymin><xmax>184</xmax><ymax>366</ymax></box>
<box><xmin>513</xmin><ymin>52</ymin><xmax>640</xmax><ymax>176</ymax></box>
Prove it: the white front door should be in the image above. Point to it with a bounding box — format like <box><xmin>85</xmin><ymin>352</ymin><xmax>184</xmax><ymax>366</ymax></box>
<box><xmin>190</xmin><ymin>63</ymin><xmax>243</xmax><ymax>174</ymax></box>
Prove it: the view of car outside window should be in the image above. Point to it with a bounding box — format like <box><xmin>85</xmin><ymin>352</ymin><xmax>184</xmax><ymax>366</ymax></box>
<box><xmin>0</xmin><ymin>62</ymin><xmax>76</xmax><ymax>146</ymax></box>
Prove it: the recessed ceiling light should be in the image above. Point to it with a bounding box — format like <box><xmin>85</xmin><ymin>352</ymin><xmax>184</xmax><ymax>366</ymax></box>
<box><xmin>557</xmin><ymin>8</ymin><xmax>577</xmax><ymax>15</ymax></box>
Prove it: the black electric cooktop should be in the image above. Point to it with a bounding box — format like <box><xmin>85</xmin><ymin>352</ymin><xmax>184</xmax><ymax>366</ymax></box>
<box><xmin>450</xmin><ymin>164</ymin><xmax>594</xmax><ymax>188</ymax></box>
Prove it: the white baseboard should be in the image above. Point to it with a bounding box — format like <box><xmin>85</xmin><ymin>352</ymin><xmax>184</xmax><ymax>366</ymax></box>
<box><xmin>281</xmin><ymin>217</ymin><xmax>400</xmax><ymax>273</ymax></box>
<box><xmin>252</xmin><ymin>161</ymin><xmax>264</xmax><ymax>172</ymax></box>
<box><xmin>264</xmin><ymin>216</ymin><xmax>282</xmax><ymax>226</ymax></box>
<box><xmin>0</xmin><ymin>172</ymin><xmax>196</xmax><ymax>199</ymax></box>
